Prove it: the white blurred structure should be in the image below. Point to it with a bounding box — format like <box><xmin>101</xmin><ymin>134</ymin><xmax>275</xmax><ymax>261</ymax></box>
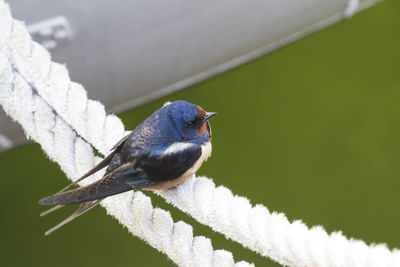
<box><xmin>0</xmin><ymin>0</ymin><xmax>380</xmax><ymax>151</ymax></box>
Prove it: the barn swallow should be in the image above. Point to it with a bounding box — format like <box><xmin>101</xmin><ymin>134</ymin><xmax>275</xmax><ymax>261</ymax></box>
<box><xmin>39</xmin><ymin>100</ymin><xmax>216</xmax><ymax>235</ymax></box>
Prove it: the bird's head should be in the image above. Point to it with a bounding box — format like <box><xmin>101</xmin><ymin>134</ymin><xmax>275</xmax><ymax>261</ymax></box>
<box><xmin>159</xmin><ymin>101</ymin><xmax>217</xmax><ymax>142</ymax></box>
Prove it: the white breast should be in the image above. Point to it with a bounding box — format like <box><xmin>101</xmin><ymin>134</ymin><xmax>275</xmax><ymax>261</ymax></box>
<box><xmin>185</xmin><ymin>141</ymin><xmax>212</xmax><ymax>174</ymax></box>
<box><xmin>163</xmin><ymin>142</ymin><xmax>195</xmax><ymax>155</ymax></box>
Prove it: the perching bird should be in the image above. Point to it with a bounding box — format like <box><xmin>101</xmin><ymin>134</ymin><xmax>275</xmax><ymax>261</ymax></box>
<box><xmin>39</xmin><ymin>100</ymin><xmax>216</xmax><ymax>235</ymax></box>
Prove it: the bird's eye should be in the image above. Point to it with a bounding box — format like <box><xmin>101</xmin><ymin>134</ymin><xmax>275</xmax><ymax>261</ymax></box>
<box><xmin>185</xmin><ymin>120</ymin><xmax>195</xmax><ymax>128</ymax></box>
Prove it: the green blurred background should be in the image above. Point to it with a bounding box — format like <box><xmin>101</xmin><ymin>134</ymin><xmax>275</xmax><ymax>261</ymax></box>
<box><xmin>1</xmin><ymin>1</ymin><xmax>399</xmax><ymax>266</ymax></box>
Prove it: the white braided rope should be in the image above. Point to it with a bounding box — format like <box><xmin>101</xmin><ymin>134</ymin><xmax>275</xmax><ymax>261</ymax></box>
<box><xmin>0</xmin><ymin>50</ymin><xmax>251</xmax><ymax>267</ymax></box>
<box><xmin>1</xmin><ymin>1</ymin><xmax>400</xmax><ymax>267</ymax></box>
<box><xmin>0</xmin><ymin>3</ymin><xmax>252</xmax><ymax>266</ymax></box>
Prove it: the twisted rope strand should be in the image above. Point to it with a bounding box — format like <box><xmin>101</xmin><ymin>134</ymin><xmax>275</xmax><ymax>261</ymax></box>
<box><xmin>0</xmin><ymin>51</ymin><xmax>251</xmax><ymax>267</ymax></box>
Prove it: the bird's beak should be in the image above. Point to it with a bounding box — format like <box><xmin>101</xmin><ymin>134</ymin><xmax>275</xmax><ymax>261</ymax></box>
<box><xmin>204</xmin><ymin>112</ymin><xmax>217</xmax><ymax>121</ymax></box>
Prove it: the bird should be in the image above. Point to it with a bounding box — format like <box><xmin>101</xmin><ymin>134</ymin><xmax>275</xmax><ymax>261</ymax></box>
<box><xmin>39</xmin><ymin>100</ymin><xmax>217</xmax><ymax>235</ymax></box>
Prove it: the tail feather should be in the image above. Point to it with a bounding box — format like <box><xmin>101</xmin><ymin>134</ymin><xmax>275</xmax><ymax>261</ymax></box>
<box><xmin>44</xmin><ymin>200</ymin><xmax>101</xmax><ymax>235</ymax></box>
<box><xmin>40</xmin><ymin>204</ymin><xmax>65</xmax><ymax>217</ymax></box>
<box><xmin>55</xmin><ymin>147</ymin><xmax>121</xmax><ymax>194</ymax></box>
<box><xmin>39</xmin><ymin>176</ymin><xmax>132</xmax><ymax>205</ymax></box>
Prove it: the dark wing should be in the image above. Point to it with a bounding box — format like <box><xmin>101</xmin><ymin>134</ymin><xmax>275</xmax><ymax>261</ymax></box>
<box><xmin>40</xmin><ymin>143</ymin><xmax>202</xmax><ymax>205</ymax></box>
<box><xmin>39</xmin><ymin>161</ymin><xmax>151</xmax><ymax>205</ymax></box>
<box><xmin>56</xmin><ymin>133</ymin><xmax>131</xmax><ymax>193</ymax></box>
<box><xmin>134</xmin><ymin>143</ymin><xmax>202</xmax><ymax>183</ymax></box>
<box><xmin>110</xmin><ymin>133</ymin><xmax>131</xmax><ymax>151</ymax></box>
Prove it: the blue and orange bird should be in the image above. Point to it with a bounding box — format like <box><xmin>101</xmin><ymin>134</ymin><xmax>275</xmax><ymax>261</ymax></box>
<box><xmin>39</xmin><ymin>100</ymin><xmax>217</xmax><ymax>235</ymax></box>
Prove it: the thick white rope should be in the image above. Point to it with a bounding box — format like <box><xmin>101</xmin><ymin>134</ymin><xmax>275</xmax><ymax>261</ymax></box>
<box><xmin>1</xmin><ymin>1</ymin><xmax>399</xmax><ymax>267</ymax></box>
<box><xmin>0</xmin><ymin>2</ymin><xmax>251</xmax><ymax>267</ymax></box>
<box><xmin>0</xmin><ymin>53</ymin><xmax>252</xmax><ymax>267</ymax></box>
<box><xmin>0</xmin><ymin>48</ymin><xmax>251</xmax><ymax>267</ymax></box>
